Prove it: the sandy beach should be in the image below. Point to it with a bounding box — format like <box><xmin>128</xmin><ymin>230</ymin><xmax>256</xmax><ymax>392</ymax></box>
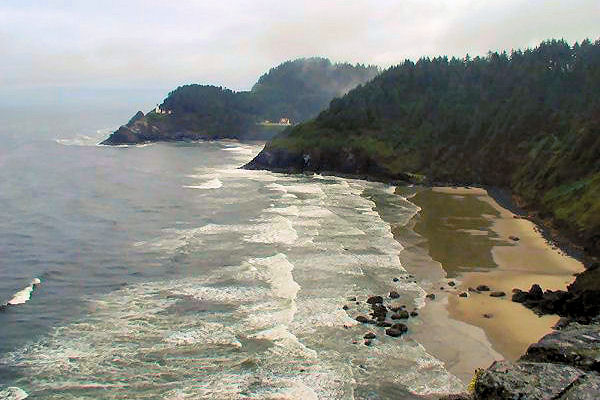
<box><xmin>396</xmin><ymin>186</ymin><xmax>585</xmax><ymax>382</ymax></box>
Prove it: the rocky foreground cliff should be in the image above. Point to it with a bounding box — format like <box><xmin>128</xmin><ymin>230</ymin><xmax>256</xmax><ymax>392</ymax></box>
<box><xmin>440</xmin><ymin>321</ymin><xmax>600</xmax><ymax>399</ymax></box>
<box><xmin>101</xmin><ymin>58</ymin><xmax>379</xmax><ymax>145</ymax></box>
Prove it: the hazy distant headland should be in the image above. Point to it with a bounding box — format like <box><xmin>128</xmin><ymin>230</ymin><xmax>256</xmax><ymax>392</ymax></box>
<box><xmin>100</xmin><ymin>58</ymin><xmax>379</xmax><ymax>145</ymax></box>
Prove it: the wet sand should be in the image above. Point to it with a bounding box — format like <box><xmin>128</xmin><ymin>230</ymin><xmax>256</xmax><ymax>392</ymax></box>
<box><xmin>395</xmin><ymin>186</ymin><xmax>585</xmax><ymax>383</ymax></box>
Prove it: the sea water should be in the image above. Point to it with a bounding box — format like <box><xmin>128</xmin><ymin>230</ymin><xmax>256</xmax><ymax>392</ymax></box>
<box><xmin>0</xmin><ymin>108</ymin><xmax>464</xmax><ymax>399</ymax></box>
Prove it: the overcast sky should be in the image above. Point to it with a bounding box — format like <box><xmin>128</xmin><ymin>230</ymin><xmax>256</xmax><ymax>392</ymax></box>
<box><xmin>1</xmin><ymin>0</ymin><xmax>599</xmax><ymax>93</ymax></box>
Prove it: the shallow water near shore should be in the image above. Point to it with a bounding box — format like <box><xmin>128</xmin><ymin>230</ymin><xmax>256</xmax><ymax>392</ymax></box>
<box><xmin>0</xmin><ymin>116</ymin><xmax>472</xmax><ymax>399</ymax></box>
<box><xmin>407</xmin><ymin>187</ymin><xmax>584</xmax><ymax>362</ymax></box>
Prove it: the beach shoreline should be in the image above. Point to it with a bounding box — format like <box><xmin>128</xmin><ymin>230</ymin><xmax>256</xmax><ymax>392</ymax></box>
<box><xmin>395</xmin><ymin>185</ymin><xmax>585</xmax><ymax>383</ymax></box>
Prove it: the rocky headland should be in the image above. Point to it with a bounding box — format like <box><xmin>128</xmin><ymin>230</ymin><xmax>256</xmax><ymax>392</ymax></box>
<box><xmin>101</xmin><ymin>58</ymin><xmax>379</xmax><ymax>145</ymax></box>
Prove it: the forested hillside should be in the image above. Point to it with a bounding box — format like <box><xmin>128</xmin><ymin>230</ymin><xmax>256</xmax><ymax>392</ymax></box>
<box><xmin>101</xmin><ymin>58</ymin><xmax>379</xmax><ymax>144</ymax></box>
<box><xmin>247</xmin><ymin>40</ymin><xmax>600</xmax><ymax>254</ymax></box>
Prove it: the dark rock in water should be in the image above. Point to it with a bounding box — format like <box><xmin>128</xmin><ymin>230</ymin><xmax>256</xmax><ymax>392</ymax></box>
<box><xmin>459</xmin><ymin>292</ymin><xmax>468</xmax><ymax>298</ymax></box>
<box><xmin>370</xmin><ymin>304</ymin><xmax>387</xmax><ymax>320</ymax></box>
<box><xmin>440</xmin><ymin>287</ymin><xmax>445</xmax><ymax>290</ymax></box>
<box><xmin>364</xmin><ymin>339</ymin><xmax>372</xmax><ymax>346</ymax></box>
<box><xmin>393</xmin><ymin>277</ymin><xmax>399</xmax><ymax>282</ymax></box>
<box><xmin>512</xmin><ymin>289</ymin><xmax>529</xmax><ymax>303</ymax></box>
<box><xmin>391</xmin><ymin>311</ymin><xmax>409</xmax><ymax>319</ymax></box>
<box><xmin>376</xmin><ymin>321</ymin><xmax>392</xmax><ymax>327</ymax></box>
<box><xmin>0</xmin><ymin>304</ymin><xmax>7</xmax><ymax>312</ymax></box>
<box><xmin>474</xmin><ymin>360</ymin><xmax>585</xmax><ymax>400</ymax></box>
<box><xmin>410</xmin><ymin>311</ymin><xmax>419</xmax><ymax>317</ymax></box>
<box><xmin>468</xmin><ymin>287</ymin><xmax>480</xmax><ymax>293</ymax></box>
<box><xmin>363</xmin><ymin>332</ymin><xmax>376</xmax><ymax>339</ymax></box>
<box><xmin>347</xmin><ymin>296</ymin><xmax>357</xmax><ymax>302</ymax></box>
<box><xmin>522</xmin><ymin>323</ymin><xmax>600</xmax><ymax>372</ymax></box>
<box><xmin>483</xmin><ymin>313</ymin><xmax>493</xmax><ymax>319</ymax></box>
<box><xmin>391</xmin><ymin>323</ymin><xmax>408</xmax><ymax>332</ymax></box>
<box><xmin>356</xmin><ymin>315</ymin><xmax>371</xmax><ymax>324</ymax></box>
<box><xmin>426</xmin><ymin>293</ymin><xmax>436</xmax><ymax>300</ymax></box>
<box><xmin>490</xmin><ymin>291</ymin><xmax>506</xmax><ymax>298</ymax></box>
<box><xmin>389</xmin><ymin>291</ymin><xmax>400</xmax><ymax>299</ymax></box>
<box><xmin>528</xmin><ymin>284</ymin><xmax>544</xmax><ymax>300</ymax></box>
<box><xmin>367</xmin><ymin>295</ymin><xmax>383</xmax><ymax>304</ymax></box>
<box><xmin>509</xmin><ymin>235</ymin><xmax>520</xmax><ymax>241</ymax></box>
<box><xmin>342</xmin><ymin>305</ymin><xmax>349</xmax><ymax>310</ymax></box>
<box><xmin>385</xmin><ymin>328</ymin><xmax>405</xmax><ymax>337</ymax></box>
<box><xmin>476</xmin><ymin>285</ymin><xmax>491</xmax><ymax>292</ymax></box>
<box><xmin>448</xmin><ymin>281</ymin><xmax>456</xmax><ymax>287</ymax></box>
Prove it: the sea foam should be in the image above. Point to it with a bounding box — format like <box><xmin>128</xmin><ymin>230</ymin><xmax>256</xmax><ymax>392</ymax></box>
<box><xmin>0</xmin><ymin>387</ymin><xmax>28</xmax><ymax>400</ymax></box>
<box><xmin>183</xmin><ymin>177</ymin><xmax>223</xmax><ymax>189</ymax></box>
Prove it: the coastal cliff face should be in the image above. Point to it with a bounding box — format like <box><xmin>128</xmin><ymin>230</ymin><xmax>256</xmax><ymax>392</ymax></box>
<box><xmin>246</xmin><ymin>39</ymin><xmax>600</xmax><ymax>257</ymax></box>
<box><xmin>457</xmin><ymin>322</ymin><xmax>600</xmax><ymax>400</ymax></box>
<box><xmin>101</xmin><ymin>58</ymin><xmax>379</xmax><ymax>145</ymax></box>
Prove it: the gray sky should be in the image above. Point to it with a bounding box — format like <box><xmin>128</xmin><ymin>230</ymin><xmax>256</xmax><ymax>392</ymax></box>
<box><xmin>1</xmin><ymin>0</ymin><xmax>599</xmax><ymax>93</ymax></box>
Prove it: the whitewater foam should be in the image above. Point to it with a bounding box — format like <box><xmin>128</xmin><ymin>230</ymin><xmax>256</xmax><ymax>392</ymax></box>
<box><xmin>183</xmin><ymin>177</ymin><xmax>223</xmax><ymax>189</ymax></box>
<box><xmin>0</xmin><ymin>387</ymin><xmax>28</xmax><ymax>400</ymax></box>
<box><xmin>55</xmin><ymin>128</ymin><xmax>113</xmax><ymax>146</ymax></box>
<box><xmin>1</xmin><ymin>156</ymin><xmax>457</xmax><ymax>398</ymax></box>
<box><xmin>247</xmin><ymin>254</ymin><xmax>300</xmax><ymax>300</ymax></box>
<box><xmin>244</xmin><ymin>216</ymin><xmax>298</xmax><ymax>245</ymax></box>
<box><xmin>164</xmin><ymin>324</ymin><xmax>242</xmax><ymax>348</ymax></box>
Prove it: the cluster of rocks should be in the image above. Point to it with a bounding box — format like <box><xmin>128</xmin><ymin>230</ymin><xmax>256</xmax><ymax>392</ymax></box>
<box><xmin>460</xmin><ymin>284</ymin><xmax>506</xmax><ymax>299</ymax></box>
<box><xmin>511</xmin><ymin>263</ymin><xmax>600</xmax><ymax>323</ymax></box>
<box><xmin>442</xmin><ymin>322</ymin><xmax>600</xmax><ymax>399</ymax></box>
<box><xmin>346</xmin><ymin>288</ymin><xmax>421</xmax><ymax>345</ymax></box>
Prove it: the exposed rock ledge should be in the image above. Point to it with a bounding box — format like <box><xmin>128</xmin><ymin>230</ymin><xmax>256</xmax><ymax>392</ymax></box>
<box><xmin>441</xmin><ymin>322</ymin><xmax>600</xmax><ymax>399</ymax></box>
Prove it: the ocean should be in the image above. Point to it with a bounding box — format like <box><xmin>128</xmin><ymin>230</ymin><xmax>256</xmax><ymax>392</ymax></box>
<box><xmin>0</xmin><ymin>106</ymin><xmax>464</xmax><ymax>399</ymax></box>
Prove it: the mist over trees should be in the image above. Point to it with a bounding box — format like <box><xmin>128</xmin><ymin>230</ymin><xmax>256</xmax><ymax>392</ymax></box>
<box><xmin>160</xmin><ymin>58</ymin><xmax>379</xmax><ymax>126</ymax></box>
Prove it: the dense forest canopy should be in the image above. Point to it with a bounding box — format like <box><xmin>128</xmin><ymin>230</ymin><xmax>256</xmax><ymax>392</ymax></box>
<box><xmin>159</xmin><ymin>58</ymin><xmax>379</xmax><ymax>123</ymax></box>
<box><xmin>250</xmin><ymin>39</ymin><xmax>600</xmax><ymax>254</ymax></box>
<box><xmin>251</xmin><ymin>58</ymin><xmax>380</xmax><ymax>121</ymax></box>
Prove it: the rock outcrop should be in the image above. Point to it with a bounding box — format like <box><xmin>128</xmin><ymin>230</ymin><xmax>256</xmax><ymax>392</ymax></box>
<box><xmin>451</xmin><ymin>323</ymin><xmax>600</xmax><ymax>399</ymax></box>
<box><xmin>512</xmin><ymin>263</ymin><xmax>600</xmax><ymax>323</ymax></box>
